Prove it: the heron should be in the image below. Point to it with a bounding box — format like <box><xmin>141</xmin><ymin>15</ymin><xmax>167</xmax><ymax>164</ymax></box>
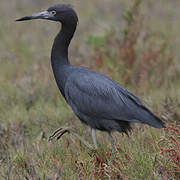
<box><xmin>16</xmin><ymin>4</ymin><xmax>165</xmax><ymax>150</ymax></box>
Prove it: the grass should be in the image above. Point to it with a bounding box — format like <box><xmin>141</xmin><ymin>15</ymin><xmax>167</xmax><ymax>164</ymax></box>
<box><xmin>0</xmin><ymin>0</ymin><xmax>180</xmax><ymax>179</ymax></box>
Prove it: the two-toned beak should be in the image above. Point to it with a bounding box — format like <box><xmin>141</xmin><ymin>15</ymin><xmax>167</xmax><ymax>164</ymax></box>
<box><xmin>16</xmin><ymin>10</ymin><xmax>51</xmax><ymax>21</ymax></box>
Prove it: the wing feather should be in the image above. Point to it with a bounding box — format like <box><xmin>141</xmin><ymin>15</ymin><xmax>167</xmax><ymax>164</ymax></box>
<box><xmin>64</xmin><ymin>68</ymin><xmax>165</xmax><ymax>128</ymax></box>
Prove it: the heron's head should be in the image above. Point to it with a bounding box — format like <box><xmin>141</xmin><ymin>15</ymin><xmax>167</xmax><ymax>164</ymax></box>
<box><xmin>16</xmin><ymin>4</ymin><xmax>78</xmax><ymax>25</ymax></box>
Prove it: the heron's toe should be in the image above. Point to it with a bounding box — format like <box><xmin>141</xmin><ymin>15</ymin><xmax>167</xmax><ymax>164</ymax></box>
<box><xmin>48</xmin><ymin>126</ymin><xmax>72</xmax><ymax>141</ymax></box>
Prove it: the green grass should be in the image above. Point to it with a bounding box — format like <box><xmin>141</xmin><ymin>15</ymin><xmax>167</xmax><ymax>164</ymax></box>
<box><xmin>0</xmin><ymin>0</ymin><xmax>180</xmax><ymax>179</ymax></box>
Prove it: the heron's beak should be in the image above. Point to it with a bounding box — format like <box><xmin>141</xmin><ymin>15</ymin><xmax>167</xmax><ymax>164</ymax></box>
<box><xmin>16</xmin><ymin>10</ymin><xmax>51</xmax><ymax>21</ymax></box>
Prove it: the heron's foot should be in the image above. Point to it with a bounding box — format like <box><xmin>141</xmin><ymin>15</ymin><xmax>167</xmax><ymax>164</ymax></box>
<box><xmin>49</xmin><ymin>126</ymin><xmax>73</xmax><ymax>141</ymax></box>
<box><xmin>49</xmin><ymin>126</ymin><xmax>95</xmax><ymax>151</ymax></box>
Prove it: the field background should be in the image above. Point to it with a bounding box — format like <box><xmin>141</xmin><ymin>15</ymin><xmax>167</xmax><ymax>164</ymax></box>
<box><xmin>0</xmin><ymin>0</ymin><xmax>180</xmax><ymax>179</ymax></box>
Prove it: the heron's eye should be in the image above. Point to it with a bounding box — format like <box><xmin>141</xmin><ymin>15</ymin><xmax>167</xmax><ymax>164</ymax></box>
<box><xmin>51</xmin><ymin>10</ymin><xmax>56</xmax><ymax>16</ymax></box>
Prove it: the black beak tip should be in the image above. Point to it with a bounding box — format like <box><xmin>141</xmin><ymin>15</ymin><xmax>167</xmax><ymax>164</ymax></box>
<box><xmin>15</xmin><ymin>19</ymin><xmax>21</xmax><ymax>22</ymax></box>
<box><xmin>15</xmin><ymin>16</ymin><xmax>32</xmax><ymax>22</ymax></box>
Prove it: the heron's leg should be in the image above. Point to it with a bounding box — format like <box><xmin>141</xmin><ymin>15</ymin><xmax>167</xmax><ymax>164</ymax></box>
<box><xmin>108</xmin><ymin>132</ymin><xmax>116</xmax><ymax>152</ymax></box>
<box><xmin>91</xmin><ymin>128</ymin><xmax>98</xmax><ymax>149</ymax></box>
<box><xmin>49</xmin><ymin>126</ymin><xmax>94</xmax><ymax>150</ymax></box>
<box><xmin>108</xmin><ymin>132</ymin><xmax>117</xmax><ymax>163</ymax></box>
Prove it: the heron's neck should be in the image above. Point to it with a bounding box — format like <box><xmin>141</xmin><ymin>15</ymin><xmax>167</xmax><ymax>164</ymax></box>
<box><xmin>51</xmin><ymin>23</ymin><xmax>77</xmax><ymax>66</ymax></box>
<box><xmin>51</xmin><ymin>23</ymin><xmax>77</xmax><ymax>96</ymax></box>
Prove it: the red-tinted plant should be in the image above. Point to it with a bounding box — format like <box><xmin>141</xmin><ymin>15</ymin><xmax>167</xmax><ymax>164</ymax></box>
<box><xmin>159</xmin><ymin>125</ymin><xmax>180</xmax><ymax>178</ymax></box>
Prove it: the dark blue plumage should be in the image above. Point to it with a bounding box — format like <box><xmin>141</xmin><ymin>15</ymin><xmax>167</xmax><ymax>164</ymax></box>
<box><xmin>16</xmin><ymin>4</ymin><xmax>165</xmax><ymax>149</ymax></box>
<box><xmin>64</xmin><ymin>67</ymin><xmax>164</xmax><ymax>130</ymax></box>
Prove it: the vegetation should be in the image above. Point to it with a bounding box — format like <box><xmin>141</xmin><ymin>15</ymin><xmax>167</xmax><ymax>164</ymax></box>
<box><xmin>0</xmin><ymin>0</ymin><xmax>179</xmax><ymax>179</ymax></box>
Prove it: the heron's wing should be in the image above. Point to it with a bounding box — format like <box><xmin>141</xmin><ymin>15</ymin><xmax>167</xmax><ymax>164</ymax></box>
<box><xmin>64</xmin><ymin>68</ymin><xmax>164</xmax><ymax>128</ymax></box>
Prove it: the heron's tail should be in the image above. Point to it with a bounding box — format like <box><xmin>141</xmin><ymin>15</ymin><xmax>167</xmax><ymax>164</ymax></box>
<box><xmin>137</xmin><ymin>107</ymin><xmax>165</xmax><ymax>128</ymax></box>
<box><xmin>147</xmin><ymin>114</ymin><xmax>165</xmax><ymax>128</ymax></box>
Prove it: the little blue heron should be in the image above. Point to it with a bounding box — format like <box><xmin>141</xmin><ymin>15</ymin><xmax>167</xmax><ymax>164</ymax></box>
<box><xmin>16</xmin><ymin>4</ymin><xmax>165</xmax><ymax>150</ymax></box>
